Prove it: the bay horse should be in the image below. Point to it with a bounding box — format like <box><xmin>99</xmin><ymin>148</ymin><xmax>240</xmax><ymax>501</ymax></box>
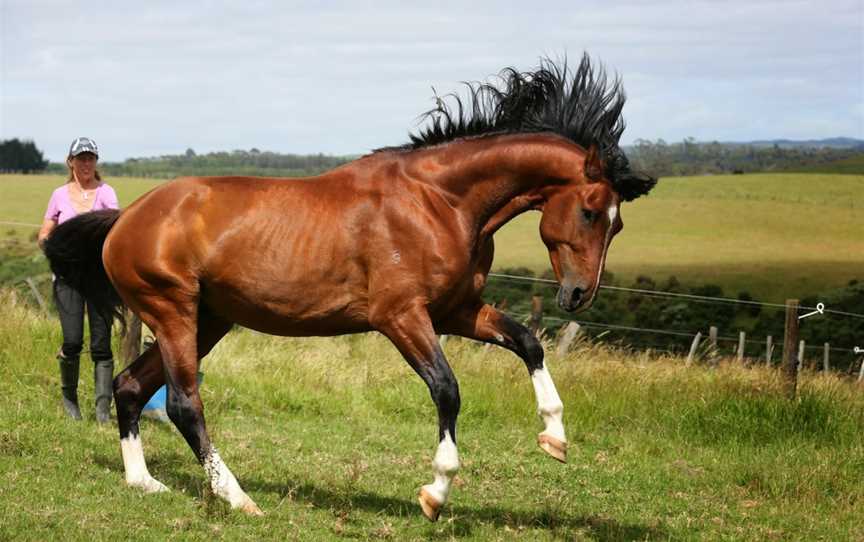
<box><xmin>44</xmin><ymin>54</ymin><xmax>655</xmax><ymax>521</ymax></box>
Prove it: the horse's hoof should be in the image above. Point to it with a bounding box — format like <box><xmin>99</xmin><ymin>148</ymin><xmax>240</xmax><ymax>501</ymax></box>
<box><xmin>240</xmin><ymin>499</ymin><xmax>264</xmax><ymax>516</ymax></box>
<box><xmin>418</xmin><ymin>488</ymin><xmax>441</xmax><ymax>522</ymax></box>
<box><xmin>538</xmin><ymin>433</ymin><xmax>567</xmax><ymax>463</ymax></box>
<box><xmin>128</xmin><ymin>476</ymin><xmax>170</xmax><ymax>494</ymax></box>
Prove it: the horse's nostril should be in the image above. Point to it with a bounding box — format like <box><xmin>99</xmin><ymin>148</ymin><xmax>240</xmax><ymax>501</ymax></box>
<box><xmin>570</xmin><ymin>288</ymin><xmax>584</xmax><ymax>306</ymax></box>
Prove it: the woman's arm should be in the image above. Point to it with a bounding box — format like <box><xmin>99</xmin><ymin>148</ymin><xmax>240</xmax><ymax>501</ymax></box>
<box><xmin>37</xmin><ymin>218</ymin><xmax>56</xmax><ymax>250</ymax></box>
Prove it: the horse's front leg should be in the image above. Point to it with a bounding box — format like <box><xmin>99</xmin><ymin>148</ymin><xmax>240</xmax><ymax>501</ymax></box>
<box><xmin>375</xmin><ymin>302</ymin><xmax>461</xmax><ymax>522</ymax></box>
<box><xmin>439</xmin><ymin>302</ymin><xmax>567</xmax><ymax>463</ymax></box>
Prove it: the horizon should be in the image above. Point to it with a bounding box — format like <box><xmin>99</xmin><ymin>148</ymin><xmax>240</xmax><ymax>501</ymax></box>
<box><xmin>2</xmin><ymin>1</ymin><xmax>862</xmax><ymax>162</ymax></box>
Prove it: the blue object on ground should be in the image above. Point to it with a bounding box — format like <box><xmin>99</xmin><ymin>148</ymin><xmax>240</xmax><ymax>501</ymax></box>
<box><xmin>142</xmin><ymin>372</ymin><xmax>204</xmax><ymax>422</ymax></box>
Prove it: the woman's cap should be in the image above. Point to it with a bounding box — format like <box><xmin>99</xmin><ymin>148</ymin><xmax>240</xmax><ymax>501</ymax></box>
<box><xmin>69</xmin><ymin>137</ymin><xmax>99</xmax><ymax>158</ymax></box>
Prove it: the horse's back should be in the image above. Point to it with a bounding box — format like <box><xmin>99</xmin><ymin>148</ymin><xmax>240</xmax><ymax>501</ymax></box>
<box><xmin>104</xmin><ymin>175</ymin><xmax>379</xmax><ymax>334</ymax></box>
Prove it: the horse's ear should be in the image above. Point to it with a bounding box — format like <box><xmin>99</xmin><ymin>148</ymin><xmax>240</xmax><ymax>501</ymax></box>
<box><xmin>583</xmin><ymin>145</ymin><xmax>604</xmax><ymax>181</ymax></box>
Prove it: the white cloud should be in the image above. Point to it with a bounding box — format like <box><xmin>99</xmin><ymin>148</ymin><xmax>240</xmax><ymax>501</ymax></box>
<box><xmin>1</xmin><ymin>0</ymin><xmax>861</xmax><ymax>161</ymax></box>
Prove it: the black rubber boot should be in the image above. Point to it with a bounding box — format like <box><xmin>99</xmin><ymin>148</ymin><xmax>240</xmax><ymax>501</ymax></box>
<box><xmin>94</xmin><ymin>359</ymin><xmax>114</xmax><ymax>424</ymax></box>
<box><xmin>58</xmin><ymin>353</ymin><xmax>82</xmax><ymax>420</ymax></box>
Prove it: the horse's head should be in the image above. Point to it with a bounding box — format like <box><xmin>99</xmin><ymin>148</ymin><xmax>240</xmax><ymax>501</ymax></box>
<box><xmin>539</xmin><ymin>145</ymin><xmax>626</xmax><ymax>312</ymax></box>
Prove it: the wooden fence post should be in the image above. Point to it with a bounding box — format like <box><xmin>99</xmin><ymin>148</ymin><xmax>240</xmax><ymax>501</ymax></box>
<box><xmin>823</xmin><ymin>343</ymin><xmax>830</xmax><ymax>372</ymax></box>
<box><xmin>858</xmin><ymin>356</ymin><xmax>864</xmax><ymax>382</ymax></box>
<box><xmin>556</xmin><ymin>322</ymin><xmax>581</xmax><ymax>357</ymax></box>
<box><xmin>24</xmin><ymin>277</ymin><xmax>48</xmax><ymax>314</ymax></box>
<box><xmin>686</xmin><ymin>331</ymin><xmax>702</xmax><ymax>366</ymax></box>
<box><xmin>737</xmin><ymin>331</ymin><xmax>746</xmax><ymax>363</ymax></box>
<box><xmin>121</xmin><ymin>310</ymin><xmax>143</xmax><ymax>366</ymax></box>
<box><xmin>798</xmin><ymin>340</ymin><xmax>806</xmax><ymax>370</ymax></box>
<box><xmin>708</xmin><ymin>326</ymin><xmax>718</xmax><ymax>363</ymax></box>
<box><xmin>766</xmin><ymin>335</ymin><xmax>773</xmax><ymax>365</ymax></box>
<box><xmin>530</xmin><ymin>295</ymin><xmax>543</xmax><ymax>336</ymax></box>
<box><xmin>782</xmin><ymin>299</ymin><xmax>799</xmax><ymax>398</ymax></box>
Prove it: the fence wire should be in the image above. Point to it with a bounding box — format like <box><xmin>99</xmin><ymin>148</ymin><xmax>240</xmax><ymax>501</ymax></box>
<box><xmin>488</xmin><ymin>272</ymin><xmax>864</xmax><ymax>320</ymax></box>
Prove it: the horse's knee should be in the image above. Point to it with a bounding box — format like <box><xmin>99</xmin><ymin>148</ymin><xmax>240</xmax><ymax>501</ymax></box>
<box><xmin>114</xmin><ymin>371</ymin><xmax>134</xmax><ymax>400</ymax></box>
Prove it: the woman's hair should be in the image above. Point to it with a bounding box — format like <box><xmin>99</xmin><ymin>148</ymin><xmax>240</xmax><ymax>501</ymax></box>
<box><xmin>66</xmin><ymin>156</ymin><xmax>102</xmax><ymax>182</ymax></box>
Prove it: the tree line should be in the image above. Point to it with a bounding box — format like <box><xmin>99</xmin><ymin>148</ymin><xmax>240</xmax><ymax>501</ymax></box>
<box><xmin>44</xmin><ymin>148</ymin><xmax>353</xmax><ymax>178</ymax></box>
<box><xmin>0</xmin><ymin>139</ymin><xmax>48</xmax><ymax>173</ymax></box>
<box><xmin>628</xmin><ymin>138</ymin><xmax>864</xmax><ymax>177</ymax></box>
<box><xmin>7</xmin><ymin>138</ymin><xmax>864</xmax><ymax>178</ymax></box>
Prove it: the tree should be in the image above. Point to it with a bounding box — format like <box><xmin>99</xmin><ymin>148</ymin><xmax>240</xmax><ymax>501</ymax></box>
<box><xmin>0</xmin><ymin>139</ymin><xmax>48</xmax><ymax>173</ymax></box>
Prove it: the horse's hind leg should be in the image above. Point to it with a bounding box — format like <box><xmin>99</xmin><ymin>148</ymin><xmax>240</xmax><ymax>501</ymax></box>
<box><xmin>114</xmin><ymin>342</ymin><xmax>170</xmax><ymax>493</ymax></box>
<box><xmin>114</xmin><ymin>306</ymin><xmax>235</xmax><ymax>494</ymax></box>
<box><xmin>439</xmin><ymin>302</ymin><xmax>567</xmax><ymax>463</ymax></box>
<box><xmin>375</xmin><ymin>302</ymin><xmax>461</xmax><ymax>522</ymax></box>
<box><xmin>154</xmin><ymin>307</ymin><xmax>262</xmax><ymax>515</ymax></box>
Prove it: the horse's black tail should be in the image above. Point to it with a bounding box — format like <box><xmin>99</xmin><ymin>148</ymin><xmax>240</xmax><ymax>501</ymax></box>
<box><xmin>43</xmin><ymin>209</ymin><xmax>125</xmax><ymax>325</ymax></box>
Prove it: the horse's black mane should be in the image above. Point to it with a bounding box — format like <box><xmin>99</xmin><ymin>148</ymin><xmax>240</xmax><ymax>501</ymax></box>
<box><xmin>381</xmin><ymin>54</ymin><xmax>656</xmax><ymax>201</ymax></box>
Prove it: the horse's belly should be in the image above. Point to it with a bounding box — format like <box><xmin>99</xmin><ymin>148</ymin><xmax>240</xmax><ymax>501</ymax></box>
<box><xmin>201</xmin><ymin>280</ymin><xmax>372</xmax><ymax>337</ymax></box>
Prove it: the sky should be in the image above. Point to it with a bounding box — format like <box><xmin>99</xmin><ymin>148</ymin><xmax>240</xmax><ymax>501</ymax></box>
<box><xmin>1</xmin><ymin>0</ymin><xmax>862</xmax><ymax>162</ymax></box>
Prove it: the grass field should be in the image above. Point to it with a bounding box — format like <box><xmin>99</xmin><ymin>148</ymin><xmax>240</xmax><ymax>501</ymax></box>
<box><xmin>0</xmin><ymin>174</ymin><xmax>164</xmax><ymax>231</ymax></box>
<box><xmin>1</xmin><ymin>290</ymin><xmax>863</xmax><ymax>541</ymax></box>
<box><xmin>1</xmin><ymin>171</ymin><xmax>862</xmax><ymax>301</ymax></box>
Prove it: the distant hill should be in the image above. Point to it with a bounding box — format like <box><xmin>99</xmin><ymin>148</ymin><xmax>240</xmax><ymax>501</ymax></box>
<box><xmin>725</xmin><ymin>137</ymin><xmax>864</xmax><ymax>150</ymax></box>
<box><xmin>625</xmin><ymin>137</ymin><xmax>864</xmax><ymax>177</ymax></box>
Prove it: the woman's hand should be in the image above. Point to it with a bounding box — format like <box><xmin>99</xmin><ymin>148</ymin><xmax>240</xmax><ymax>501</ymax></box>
<box><xmin>37</xmin><ymin>218</ymin><xmax>56</xmax><ymax>250</ymax></box>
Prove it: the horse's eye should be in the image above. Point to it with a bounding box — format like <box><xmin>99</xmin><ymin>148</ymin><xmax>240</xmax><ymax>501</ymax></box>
<box><xmin>582</xmin><ymin>209</ymin><xmax>596</xmax><ymax>223</ymax></box>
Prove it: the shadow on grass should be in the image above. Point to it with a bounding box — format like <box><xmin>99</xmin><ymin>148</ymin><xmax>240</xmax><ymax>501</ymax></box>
<box><xmin>92</xmin><ymin>442</ymin><xmax>665</xmax><ymax>540</ymax></box>
<box><xmin>240</xmin><ymin>477</ymin><xmax>665</xmax><ymax>541</ymax></box>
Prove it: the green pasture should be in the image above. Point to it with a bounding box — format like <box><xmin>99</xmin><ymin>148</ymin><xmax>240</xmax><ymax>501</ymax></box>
<box><xmin>0</xmin><ymin>174</ymin><xmax>163</xmax><ymax>231</ymax></box>
<box><xmin>1</xmin><ymin>171</ymin><xmax>863</xmax><ymax>301</ymax></box>
<box><xmin>1</xmin><ymin>290</ymin><xmax>862</xmax><ymax>540</ymax></box>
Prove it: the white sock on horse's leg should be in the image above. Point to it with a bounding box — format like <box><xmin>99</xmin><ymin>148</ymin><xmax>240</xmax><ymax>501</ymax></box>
<box><xmin>419</xmin><ymin>430</ymin><xmax>460</xmax><ymax>519</ymax></box>
<box><xmin>531</xmin><ymin>365</ymin><xmax>567</xmax><ymax>460</ymax></box>
<box><xmin>203</xmin><ymin>447</ymin><xmax>262</xmax><ymax>515</ymax></box>
<box><xmin>120</xmin><ymin>434</ymin><xmax>169</xmax><ymax>493</ymax></box>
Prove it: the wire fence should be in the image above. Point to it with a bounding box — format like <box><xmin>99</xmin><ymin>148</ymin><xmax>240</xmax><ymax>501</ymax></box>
<box><xmin>488</xmin><ymin>272</ymin><xmax>864</xmax><ymax>319</ymax></box>
<box><xmin>0</xmin><ymin>221</ymin><xmax>42</xmax><ymax>228</ymax></box>
<box><xmin>528</xmin><ymin>313</ymin><xmax>856</xmax><ymax>354</ymax></box>
<box><xmin>487</xmin><ymin>272</ymin><xmax>864</xmax><ymax>364</ymax></box>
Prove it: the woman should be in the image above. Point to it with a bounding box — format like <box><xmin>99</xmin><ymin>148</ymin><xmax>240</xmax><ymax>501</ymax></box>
<box><xmin>38</xmin><ymin>137</ymin><xmax>119</xmax><ymax>422</ymax></box>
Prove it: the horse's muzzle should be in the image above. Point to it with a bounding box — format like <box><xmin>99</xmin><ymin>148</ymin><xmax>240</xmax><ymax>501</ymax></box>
<box><xmin>556</xmin><ymin>284</ymin><xmax>588</xmax><ymax>312</ymax></box>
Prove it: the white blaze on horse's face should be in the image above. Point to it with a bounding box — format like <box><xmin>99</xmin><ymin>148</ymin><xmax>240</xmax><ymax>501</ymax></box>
<box><xmin>590</xmin><ymin>203</ymin><xmax>618</xmax><ymax>302</ymax></box>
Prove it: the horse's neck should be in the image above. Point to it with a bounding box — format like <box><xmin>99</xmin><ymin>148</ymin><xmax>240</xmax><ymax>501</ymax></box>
<box><xmin>409</xmin><ymin>135</ymin><xmax>577</xmax><ymax>240</ymax></box>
